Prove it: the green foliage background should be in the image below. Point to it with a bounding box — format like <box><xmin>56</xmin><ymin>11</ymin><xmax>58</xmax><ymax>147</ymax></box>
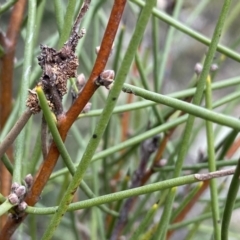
<box><xmin>1</xmin><ymin>0</ymin><xmax>240</xmax><ymax>239</ymax></box>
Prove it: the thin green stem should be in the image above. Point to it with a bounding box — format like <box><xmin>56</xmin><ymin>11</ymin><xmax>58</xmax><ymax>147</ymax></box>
<box><xmin>27</xmin><ymin>174</ymin><xmax>197</xmax><ymax>215</ymax></box>
<box><xmin>205</xmin><ymin>75</ymin><xmax>220</xmax><ymax>239</ymax></box>
<box><xmin>13</xmin><ymin>0</ymin><xmax>37</xmax><ymax>183</ymax></box>
<box><xmin>214</xmin><ymin>91</ymin><xmax>240</xmax><ymax>108</ymax></box>
<box><xmin>53</xmin><ymin>0</ymin><xmax>64</xmax><ymax>33</ymax></box>
<box><xmin>157</xmin><ymin>0</ymin><xmax>183</xmax><ymax>92</ymax></box>
<box><xmin>58</xmin><ymin>0</ymin><xmax>77</xmax><ymax>48</ymax></box>
<box><xmin>222</xmin><ymin>1</ymin><xmax>240</xmax><ymax>32</ymax></box>
<box><xmin>122</xmin><ymin>84</ymin><xmax>240</xmax><ymax>130</ymax></box>
<box><xmin>135</xmin><ymin>53</ymin><xmax>150</xmax><ymax>90</ymax></box>
<box><xmin>68</xmin><ymin>211</ymin><xmax>79</xmax><ymax>240</ymax></box>
<box><xmin>27</xmin><ymin>130</ymin><xmax>42</xmax><ymax>174</ymax></box>
<box><xmin>153</xmin><ymin>0</ymin><xmax>232</xmax><ymax>237</ymax></box>
<box><xmin>130</xmin><ymin>0</ymin><xmax>240</xmax><ymax>62</ymax></box>
<box><xmin>185</xmin><ymin>207</ymin><xmax>211</xmax><ymax>240</ymax></box>
<box><xmin>170</xmin><ymin>182</ymin><xmax>202</xmax><ymax>221</ymax></box>
<box><xmin>0</xmin><ymin>200</ymin><xmax>14</xmax><ymax>216</ymax></box>
<box><xmin>185</xmin><ymin>0</ymin><xmax>210</xmax><ymax>25</ymax></box>
<box><xmin>80</xmin><ymin>182</ymin><xmax>119</xmax><ymax>217</ymax></box>
<box><xmin>155</xmin><ymin>159</ymin><xmax>238</xmax><ymax>172</ymax></box>
<box><xmin>26</xmin><ymin>167</ymin><xmax>236</xmax><ymax>222</ymax></box>
<box><xmin>221</xmin><ymin>158</ymin><xmax>240</xmax><ymax>240</ymax></box>
<box><xmin>0</xmin><ymin>44</ymin><xmax>4</xmax><ymax>57</ymax></box>
<box><xmin>51</xmin><ymin>111</ymin><xmax>239</xmax><ymax>179</ymax></box>
<box><xmin>90</xmin><ymin>89</ymin><xmax>105</xmax><ymax>239</ymax></box>
<box><xmin>113</xmin><ymin>25</ymin><xmax>125</xmax><ymax>72</ymax></box>
<box><xmin>90</xmin><ymin>116</ymin><xmax>186</xmax><ymax>163</ymax></box>
<box><xmin>169</xmin><ymin>201</ymin><xmax>240</xmax><ymax>230</ymax></box>
<box><xmin>33</xmin><ymin>0</ymin><xmax>46</xmax><ymax>50</ymax></box>
<box><xmin>25</xmin><ymin>169</ymin><xmax>235</xmax><ymax>215</ymax></box>
<box><xmin>36</xmin><ymin>86</ymin><xmax>117</xmax><ymax>217</ymax></box>
<box><xmin>22</xmin><ymin>117</ymin><xmax>33</xmax><ymax>177</ymax></box>
<box><xmin>153</xmin><ymin>187</ymin><xmax>177</xmax><ymax>240</ymax></box>
<box><xmin>134</xmin><ymin>52</ymin><xmax>163</xmax><ymax>122</ymax></box>
<box><xmin>0</xmin><ymin>0</ymin><xmax>17</xmax><ymax>14</ymax></box>
<box><xmin>152</xmin><ymin>14</ymin><xmax>160</xmax><ymax>91</ymax></box>
<box><xmin>70</xmin><ymin>78</ymin><xmax>78</xmax><ymax>94</ymax></box>
<box><xmin>28</xmin><ymin>214</ymin><xmax>37</xmax><ymax>240</ymax></box>
<box><xmin>129</xmin><ymin>203</ymin><xmax>158</xmax><ymax>240</ymax></box>
<box><xmin>0</xmin><ymin>194</ymin><xmax>6</xmax><ymax>203</ymax></box>
<box><xmin>1</xmin><ymin>154</ymin><xmax>13</xmax><ymax>174</ymax></box>
<box><xmin>36</xmin><ymin>86</ymin><xmax>75</xmax><ymax>173</ymax></box>
<box><xmin>78</xmin><ymin>76</ymin><xmax>240</xmax><ymax>119</ymax></box>
<box><xmin>185</xmin><ymin>180</ymin><xmax>228</xmax><ymax>239</ymax></box>
<box><xmin>106</xmin><ymin>173</ymin><xmax>130</xmax><ymax>238</ymax></box>
<box><xmin>217</xmin><ymin>129</ymin><xmax>239</xmax><ymax>160</ymax></box>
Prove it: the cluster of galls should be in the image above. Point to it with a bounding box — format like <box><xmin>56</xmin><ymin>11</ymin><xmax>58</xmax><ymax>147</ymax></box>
<box><xmin>26</xmin><ymin>32</ymin><xmax>115</xmax><ymax>116</ymax></box>
<box><xmin>8</xmin><ymin>174</ymin><xmax>33</xmax><ymax>213</ymax></box>
<box><xmin>26</xmin><ymin>30</ymin><xmax>84</xmax><ymax>116</ymax></box>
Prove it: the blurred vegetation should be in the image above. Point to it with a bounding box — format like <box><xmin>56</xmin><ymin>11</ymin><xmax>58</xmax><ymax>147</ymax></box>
<box><xmin>1</xmin><ymin>0</ymin><xmax>240</xmax><ymax>239</ymax></box>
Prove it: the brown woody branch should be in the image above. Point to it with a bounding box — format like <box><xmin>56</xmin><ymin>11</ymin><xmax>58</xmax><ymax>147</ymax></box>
<box><xmin>0</xmin><ymin>0</ymin><xmax>27</xmax><ymax>127</ymax></box>
<box><xmin>0</xmin><ymin>0</ymin><xmax>27</xmax><ymax>229</ymax></box>
<box><xmin>111</xmin><ymin>136</ymin><xmax>159</xmax><ymax>239</ymax></box>
<box><xmin>72</xmin><ymin>0</ymin><xmax>91</xmax><ymax>34</ymax></box>
<box><xmin>63</xmin><ymin>0</ymin><xmax>127</xmax><ymax>131</ymax></box>
<box><xmin>0</xmin><ymin>110</ymin><xmax>32</xmax><ymax>159</ymax></box>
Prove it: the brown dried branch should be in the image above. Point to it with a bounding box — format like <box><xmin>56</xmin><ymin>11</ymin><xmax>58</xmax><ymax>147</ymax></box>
<box><xmin>0</xmin><ymin>110</ymin><xmax>32</xmax><ymax>159</ymax></box>
<box><xmin>141</xmin><ymin>131</ymin><xmax>171</xmax><ymax>184</ymax></box>
<box><xmin>0</xmin><ymin>0</ymin><xmax>27</xmax><ymax>229</ymax></box>
<box><xmin>110</xmin><ymin>136</ymin><xmax>159</xmax><ymax>239</ymax></box>
<box><xmin>72</xmin><ymin>0</ymin><xmax>91</xmax><ymax>34</ymax></box>
<box><xmin>0</xmin><ymin>0</ymin><xmax>127</xmax><ymax>238</ymax></box>
<box><xmin>194</xmin><ymin>168</ymin><xmax>235</xmax><ymax>181</ymax></box>
<box><xmin>0</xmin><ymin>0</ymin><xmax>27</xmax><ymax>127</ymax></box>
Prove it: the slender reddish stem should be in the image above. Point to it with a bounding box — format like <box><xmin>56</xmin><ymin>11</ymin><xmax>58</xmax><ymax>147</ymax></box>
<box><xmin>0</xmin><ymin>0</ymin><xmax>27</xmax><ymax>229</ymax></box>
